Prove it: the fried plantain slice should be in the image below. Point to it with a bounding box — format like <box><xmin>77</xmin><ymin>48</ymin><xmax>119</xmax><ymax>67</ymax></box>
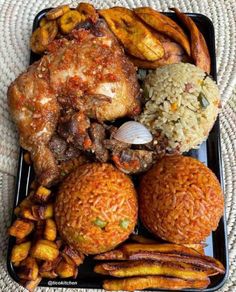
<box><xmin>24</xmin><ymin>276</ymin><xmax>42</xmax><ymax>292</ymax></box>
<box><xmin>42</xmin><ymin>21</ymin><xmax>58</xmax><ymax>44</ymax></box>
<box><xmin>30</xmin><ymin>27</ymin><xmax>49</xmax><ymax>54</ymax></box>
<box><xmin>58</xmin><ymin>10</ymin><xmax>82</xmax><ymax>34</ymax></box>
<box><xmin>11</xmin><ymin>241</ymin><xmax>31</xmax><ymax>263</ymax></box>
<box><xmin>9</xmin><ymin>218</ymin><xmax>34</xmax><ymax>239</ymax></box>
<box><xmin>44</xmin><ymin>218</ymin><xmax>57</xmax><ymax>241</ymax></box>
<box><xmin>46</xmin><ymin>5</ymin><xmax>70</xmax><ymax>20</ymax></box>
<box><xmin>18</xmin><ymin>257</ymin><xmax>39</xmax><ymax>281</ymax></box>
<box><xmin>103</xmin><ymin>276</ymin><xmax>210</xmax><ymax>291</ymax></box>
<box><xmin>95</xmin><ymin>260</ymin><xmax>209</xmax><ymax>280</ymax></box>
<box><xmin>171</xmin><ymin>8</ymin><xmax>211</xmax><ymax>73</ymax></box>
<box><xmin>134</xmin><ymin>7</ymin><xmax>191</xmax><ymax>56</ymax></box>
<box><xmin>128</xmin><ymin>251</ymin><xmax>225</xmax><ymax>274</ymax></box>
<box><xmin>122</xmin><ymin>243</ymin><xmax>200</xmax><ymax>256</ymax></box>
<box><xmin>76</xmin><ymin>2</ymin><xmax>98</xmax><ymax>22</ymax></box>
<box><xmin>30</xmin><ymin>239</ymin><xmax>59</xmax><ymax>261</ymax></box>
<box><xmin>129</xmin><ymin>39</ymin><xmax>187</xmax><ymax>68</ymax></box>
<box><xmin>39</xmin><ymin>17</ymin><xmax>48</xmax><ymax>27</ymax></box>
<box><xmin>99</xmin><ymin>7</ymin><xmax>164</xmax><ymax>61</ymax></box>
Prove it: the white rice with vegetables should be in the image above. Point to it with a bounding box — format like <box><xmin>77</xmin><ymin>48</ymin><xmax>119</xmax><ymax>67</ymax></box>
<box><xmin>138</xmin><ymin>63</ymin><xmax>220</xmax><ymax>153</ymax></box>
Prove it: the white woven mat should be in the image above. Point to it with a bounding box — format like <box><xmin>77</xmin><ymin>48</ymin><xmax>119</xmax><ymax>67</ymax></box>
<box><xmin>0</xmin><ymin>0</ymin><xmax>235</xmax><ymax>291</ymax></box>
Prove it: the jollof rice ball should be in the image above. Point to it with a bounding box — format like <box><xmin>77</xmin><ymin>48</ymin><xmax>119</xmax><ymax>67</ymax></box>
<box><xmin>139</xmin><ymin>155</ymin><xmax>224</xmax><ymax>243</ymax></box>
<box><xmin>55</xmin><ymin>163</ymin><xmax>138</xmax><ymax>254</ymax></box>
<box><xmin>138</xmin><ymin>63</ymin><xmax>220</xmax><ymax>153</ymax></box>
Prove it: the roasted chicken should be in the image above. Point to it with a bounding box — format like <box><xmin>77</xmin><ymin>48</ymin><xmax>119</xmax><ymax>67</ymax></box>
<box><xmin>8</xmin><ymin>20</ymin><xmax>141</xmax><ymax>186</ymax></box>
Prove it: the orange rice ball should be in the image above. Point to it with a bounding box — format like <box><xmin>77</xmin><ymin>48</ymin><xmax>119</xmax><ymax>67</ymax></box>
<box><xmin>139</xmin><ymin>155</ymin><xmax>224</xmax><ymax>243</ymax></box>
<box><xmin>55</xmin><ymin>163</ymin><xmax>137</xmax><ymax>254</ymax></box>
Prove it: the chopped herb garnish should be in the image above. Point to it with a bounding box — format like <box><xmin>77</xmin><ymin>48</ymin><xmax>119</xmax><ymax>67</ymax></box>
<box><xmin>198</xmin><ymin>93</ymin><xmax>210</xmax><ymax>109</ymax></box>
<box><xmin>119</xmin><ymin>218</ymin><xmax>130</xmax><ymax>229</ymax></box>
<box><xmin>93</xmin><ymin>218</ymin><xmax>107</xmax><ymax>229</ymax></box>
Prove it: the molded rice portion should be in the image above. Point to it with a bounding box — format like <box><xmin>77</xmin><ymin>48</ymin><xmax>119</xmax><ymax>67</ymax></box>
<box><xmin>139</xmin><ymin>63</ymin><xmax>220</xmax><ymax>153</ymax></box>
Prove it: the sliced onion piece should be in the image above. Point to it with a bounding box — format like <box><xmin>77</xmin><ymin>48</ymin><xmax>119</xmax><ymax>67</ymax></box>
<box><xmin>114</xmin><ymin>121</ymin><xmax>153</xmax><ymax>145</ymax></box>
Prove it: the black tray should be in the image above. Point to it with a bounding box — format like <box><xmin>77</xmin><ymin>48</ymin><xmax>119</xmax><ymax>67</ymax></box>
<box><xmin>7</xmin><ymin>8</ymin><xmax>229</xmax><ymax>291</ymax></box>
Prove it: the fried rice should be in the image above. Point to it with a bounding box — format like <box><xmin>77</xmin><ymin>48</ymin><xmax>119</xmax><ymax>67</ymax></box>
<box><xmin>138</xmin><ymin>63</ymin><xmax>220</xmax><ymax>153</ymax></box>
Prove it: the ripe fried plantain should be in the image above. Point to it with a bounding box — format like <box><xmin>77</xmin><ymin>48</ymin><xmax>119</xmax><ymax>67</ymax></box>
<box><xmin>46</xmin><ymin>5</ymin><xmax>70</xmax><ymax>20</ymax></box>
<box><xmin>62</xmin><ymin>245</ymin><xmax>85</xmax><ymax>266</ymax></box>
<box><xmin>34</xmin><ymin>185</ymin><xmax>52</xmax><ymax>203</ymax></box>
<box><xmin>99</xmin><ymin>7</ymin><xmax>164</xmax><ymax>61</ymax></box>
<box><xmin>17</xmin><ymin>257</ymin><xmax>39</xmax><ymax>281</ymax></box>
<box><xmin>134</xmin><ymin>7</ymin><xmax>191</xmax><ymax>56</ymax></box>
<box><xmin>95</xmin><ymin>260</ymin><xmax>209</xmax><ymax>280</ymax></box>
<box><xmin>76</xmin><ymin>2</ymin><xmax>98</xmax><ymax>22</ymax></box>
<box><xmin>11</xmin><ymin>241</ymin><xmax>31</xmax><ymax>263</ymax></box>
<box><xmin>171</xmin><ymin>8</ymin><xmax>211</xmax><ymax>73</ymax></box>
<box><xmin>44</xmin><ymin>218</ymin><xmax>57</xmax><ymax>241</ymax></box>
<box><xmin>58</xmin><ymin>10</ymin><xmax>82</xmax><ymax>34</ymax></box>
<box><xmin>24</xmin><ymin>276</ymin><xmax>42</xmax><ymax>292</ymax></box>
<box><xmin>30</xmin><ymin>27</ymin><xmax>49</xmax><ymax>54</ymax></box>
<box><xmin>103</xmin><ymin>276</ymin><xmax>210</xmax><ymax>291</ymax></box>
<box><xmin>9</xmin><ymin>218</ymin><xmax>34</xmax><ymax>239</ymax></box>
<box><xmin>30</xmin><ymin>239</ymin><xmax>59</xmax><ymax>261</ymax></box>
<box><xmin>55</xmin><ymin>253</ymin><xmax>78</xmax><ymax>278</ymax></box>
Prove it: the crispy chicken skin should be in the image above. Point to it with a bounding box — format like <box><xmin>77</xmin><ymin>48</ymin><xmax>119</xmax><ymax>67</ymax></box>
<box><xmin>8</xmin><ymin>20</ymin><xmax>140</xmax><ymax>186</ymax></box>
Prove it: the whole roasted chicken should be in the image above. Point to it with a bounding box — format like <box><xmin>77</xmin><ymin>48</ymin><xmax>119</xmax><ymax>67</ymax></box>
<box><xmin>8</xmin><ymin>20</ymin><xmax>141</xmax><ymax>186</ymax></box>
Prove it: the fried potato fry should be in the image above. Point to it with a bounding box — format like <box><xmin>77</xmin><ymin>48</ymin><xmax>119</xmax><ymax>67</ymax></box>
<box><xmin>18</xmin><ymin>257</ymin><xmax>39</xmax><ymax>281</ymax></box>
<box><xmin>76</xmin><ymin>2</ymin><xmax>98</xmax><ymax>23</ymax></box>
<box><xmin>55</xmin><ymin>253</ymin><xmax>78</xmax><ymax>278</ymax></box>
<box><xmin>58</xmin><ymin>10</ymin><xmax>82</xmax><ymax>34</ymax></box>
<box><xmin>95</xmin><ymin>260</ymin><xmax>209</xmax><ymax>280</ymax></box>
<box><xmin>103</xmin><ymin>276</ymin><xmax>210</xmax><ymax>291</ymax></box>
<box><xmin>30</xmin><ymin>239</ymin><xmax>59</xmax><ymax>261</ymax></box>
<box><xmin>24</xmin><ymin>276</ymin><xmax>42</xmax><ymax>292</ymax></box>
<box><xmin>171</xmin><ymin>8</ymin><xmax>210</xmax><ymax>73</ymax></box>
<box><xmin>11</xmin><ymin>241</ymin><xmax>31</xmax><ymax>263</ymax></box>
<box><xmin>34</xmin><ymin>186</ymin><xmax>52</xmax><ymax>203</ymax></box>
<box><xmin>62</xmin><ymin>245</ymin><xmax>84</xmax><ymax>266</ymax></box>
<box><xmin>99</xmin><ymin>7</ymin><xmax>164</xmax><ymax>61</ymax></box>
<box><xmin>44</xmin><ymin>218</ymin><xmax>57</xmax><ymax>241</ymax></box>
<box><xmin>46</xmin><ymin>5</ymin><xmax>70</xmax><ymax>20</ymax></box>
<box><xmin>134</xmin><ymin>7</ymin><xmax>191</xmax><ymax>56</ymax></box>
<box><xmin>9</xmin><ymin>219</ymin><xmax>34</xmax><ymax>239</ymax></box>
<box><xmin>94</xmin><ymin>249</ymin><xmax>125</xmax><ymax>260</ymax></box>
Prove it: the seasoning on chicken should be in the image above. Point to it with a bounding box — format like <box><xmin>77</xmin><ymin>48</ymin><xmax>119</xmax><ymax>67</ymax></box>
<box><xmin>8</xmin><ymin>20</ymin><xmax>141</xmax><ymax>186</ymax></box>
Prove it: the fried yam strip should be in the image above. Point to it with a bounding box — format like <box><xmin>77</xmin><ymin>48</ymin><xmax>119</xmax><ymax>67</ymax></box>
<box><xmin>103</xmin><ymin>276</ymin><xmax>210</xmax><ymax>291</ymax></box>
<box><xmin>171</xmin><ymin>8</ymin><xmax>211</xmax><ymax>73</ymax></box>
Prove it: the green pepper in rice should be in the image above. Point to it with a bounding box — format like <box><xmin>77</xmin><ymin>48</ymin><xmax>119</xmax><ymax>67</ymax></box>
<box><xmin>93</xmin><ymin>218</ymin><xmax>107</xmax><ymax>229</ymax></box>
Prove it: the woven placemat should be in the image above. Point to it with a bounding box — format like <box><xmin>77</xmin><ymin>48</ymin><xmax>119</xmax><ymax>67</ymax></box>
<box><xmin>0</xmin><ymin>0</ymin><xmax>235</xmax><ymax>291</ymax></box>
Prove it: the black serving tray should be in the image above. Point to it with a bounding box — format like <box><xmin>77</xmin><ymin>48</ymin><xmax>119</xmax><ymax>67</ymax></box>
<box><xmin>7</xmin><ymin>8</ymin><xmax>229</xmax><ymax>291</ymax></box>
